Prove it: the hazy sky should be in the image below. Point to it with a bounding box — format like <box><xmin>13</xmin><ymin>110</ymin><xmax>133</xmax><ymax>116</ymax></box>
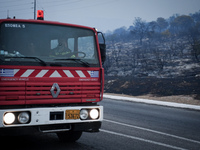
<box><xmin>0</xmin><ymin>0</ymin><xmax>200</xmax><ymax>32</ymax></box>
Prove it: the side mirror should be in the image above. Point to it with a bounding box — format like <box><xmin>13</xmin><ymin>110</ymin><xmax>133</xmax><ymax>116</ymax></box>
<box><xmin>97</xmin><ymin>32</ymin><xmax>106</xmax><ymax>64</ymax></box>
<box><xmin>99</xmin><ymin>43</ymin><xmax>106</xmax><ymax>63</ymax></box>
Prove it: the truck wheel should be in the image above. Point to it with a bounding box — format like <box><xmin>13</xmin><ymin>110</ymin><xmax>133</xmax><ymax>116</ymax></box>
<box><xmin>57</xmin><ymin>131</ymin><xmax>82</xmax><ymax>142</ymax></box>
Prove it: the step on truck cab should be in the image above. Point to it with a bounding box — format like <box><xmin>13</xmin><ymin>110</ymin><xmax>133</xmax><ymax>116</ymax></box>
<box><xmin>0</xmin><ymin>12</ymin><xmax>106</xmax><ymax>142</ymax></box>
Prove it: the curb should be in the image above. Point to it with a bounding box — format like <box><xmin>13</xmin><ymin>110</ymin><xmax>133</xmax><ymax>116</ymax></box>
<box><xmin>103</xmin><ymin>94</ymin><xmax>200</xmax><ymax>111</ymax></box>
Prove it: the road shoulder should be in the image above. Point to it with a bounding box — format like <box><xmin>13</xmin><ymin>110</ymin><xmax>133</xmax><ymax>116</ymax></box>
<box><xmin>103</xmin><ymin>93</ymin><xmax>200</xmax><ymax>111</ymax></box>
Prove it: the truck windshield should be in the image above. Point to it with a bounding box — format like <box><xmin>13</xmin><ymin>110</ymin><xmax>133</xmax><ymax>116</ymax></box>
<box><xmin>0</xmin><ymin>22</ymin><xmax>99</xmax><ymax>67</ymax></box>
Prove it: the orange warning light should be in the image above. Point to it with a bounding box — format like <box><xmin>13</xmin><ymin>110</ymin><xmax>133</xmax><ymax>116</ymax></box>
<box><xmin>37</xmin><ymin>10</ymin><xmax>44</xmax><ymax>20</ymax></box>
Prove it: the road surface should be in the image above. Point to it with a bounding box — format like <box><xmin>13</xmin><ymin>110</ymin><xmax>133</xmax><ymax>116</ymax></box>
<box><xmin>1</xmin><ymin>98</ymin><xmax>200</xmax><ymax>150</ymax></box>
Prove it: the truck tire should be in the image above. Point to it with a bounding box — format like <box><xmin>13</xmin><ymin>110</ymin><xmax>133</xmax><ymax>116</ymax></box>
<box><xmin>57</xmin><ymin>131</ymin><xmax>82</xmax><ymax>142</ymax></box>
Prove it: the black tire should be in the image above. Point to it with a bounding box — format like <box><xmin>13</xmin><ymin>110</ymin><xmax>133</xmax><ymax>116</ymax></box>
<box><xmin>57</xmin><ymin>131</ymin><xmax>82</xmax><ymax>142</ymax></box>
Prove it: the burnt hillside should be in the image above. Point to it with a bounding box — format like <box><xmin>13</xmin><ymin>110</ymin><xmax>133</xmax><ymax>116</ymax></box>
<box><xmin>104</xmin><ymin>76</ymin><xmax>200</xmax><ymax>100</ymax></box>
<box><xmin>103</xmin><ymin>12</ymin><xmax>200</xmax><ymax>78</ymax></box>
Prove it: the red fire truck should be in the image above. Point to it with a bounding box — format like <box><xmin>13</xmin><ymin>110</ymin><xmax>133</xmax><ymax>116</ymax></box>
<box><xmin>0</xmin><ymin>12</ymin><xmax>106</xmax><ymax>142</ymax></box>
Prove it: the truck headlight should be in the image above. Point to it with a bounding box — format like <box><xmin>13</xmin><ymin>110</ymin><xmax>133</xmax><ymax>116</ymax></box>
<box><xmin>90</xmin><ymin>109</ymin><xmax>99</xmax><ymax>119</ymax></box>
<box><xmin>4</xmin><ymin>112</ymin><xmax>15</xmax><ymax>124</ymax></box>
<box><xmin>18</xmin><ymin>112</ymin><xmax>30</xmax><ymax>124</ymax></box>
<box><xmin>80</xmin><ymin>109</ymin><xmax>88</xmax><ymax>120</ymax></box>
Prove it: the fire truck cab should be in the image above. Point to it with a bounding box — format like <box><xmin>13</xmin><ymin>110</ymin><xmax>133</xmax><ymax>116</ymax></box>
<box><xmin>0</xmin><ymin>14</ymin><xmax>106</xmax><ymax>142</ymax></box>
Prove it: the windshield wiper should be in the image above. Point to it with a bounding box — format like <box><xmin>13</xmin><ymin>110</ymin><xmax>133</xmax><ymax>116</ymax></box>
<box><xmin>5</xmin><ymin>56</ymin><xmax>47</xmax><ymax>66</ymax></box>
<box><xmin>54</xmin><ymin>58</ymin><xmax>90</xmax><ymax>67</ymax></box>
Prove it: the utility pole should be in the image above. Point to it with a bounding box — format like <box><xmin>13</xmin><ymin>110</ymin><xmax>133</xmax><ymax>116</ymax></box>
<box><xmin>7</xmin><ymin>10</ymin><xmax>9</xmax><ymax>19</ymax></box>
<box><xmin>34</xmin><ymin>0</ymin><xmax>36</xmax><ymax>19</ymax></box>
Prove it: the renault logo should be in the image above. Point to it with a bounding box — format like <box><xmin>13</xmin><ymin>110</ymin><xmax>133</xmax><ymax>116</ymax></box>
<box><xmin>50</xmin><ymin>83</ymin><xmax>61</xmax><ymax>98</ymax></box>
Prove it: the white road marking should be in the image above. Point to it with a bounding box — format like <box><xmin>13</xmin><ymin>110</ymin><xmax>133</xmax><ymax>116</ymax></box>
<box><xmin>100</xmin><ymin>129</ymin><xmax>186</xmax><ymax>150</ymax></box>
<box><xmin>104</xmin><ymin>119</ymin><xmax>200</xmax><ymax>145</ymax></box>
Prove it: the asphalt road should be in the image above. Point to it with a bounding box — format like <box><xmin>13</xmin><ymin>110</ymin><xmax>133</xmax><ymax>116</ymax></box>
<box><xmin>2</xmin><ymin>98</ymin><xmax>200</xmax><ymax>150</ymax></box>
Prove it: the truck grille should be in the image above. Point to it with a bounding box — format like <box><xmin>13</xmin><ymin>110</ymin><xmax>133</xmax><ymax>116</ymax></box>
<box><xmin>0</xmin><ymin>81</ymin><xmax>101</xmax><ymax>105</ymax></box>
<box><xmin>0</xmin><ymin>82</ymin><xmax>26</xmax><ymax>105</ymax></box>
<box><xmin>26</xmin><ymin>82</ymin><xmax>101</xmax><ymax>104</ymax></box>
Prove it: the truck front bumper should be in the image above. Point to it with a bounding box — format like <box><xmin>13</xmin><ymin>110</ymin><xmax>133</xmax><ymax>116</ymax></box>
<box><xmin>0</xmin><ymin>105</ymin><xmax>103</xmax><ymax>131</ymax></box>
